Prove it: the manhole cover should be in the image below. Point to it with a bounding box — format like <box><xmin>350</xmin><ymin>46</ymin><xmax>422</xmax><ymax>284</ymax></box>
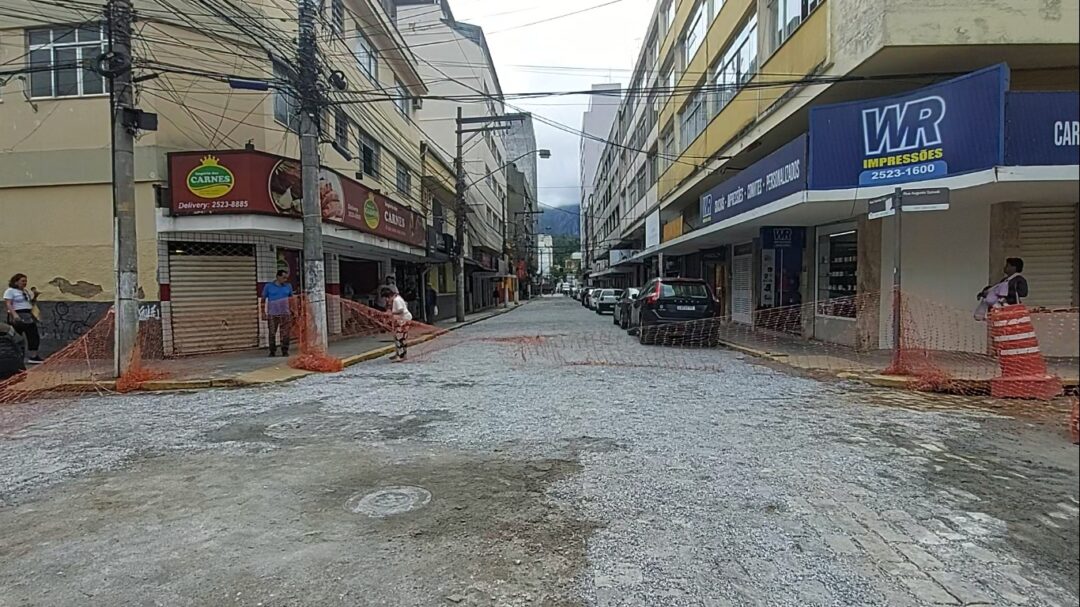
<box><xmin>345</xmin><ymin>486</ymin><xmax>432</xmax><ymax>517</ymax></box>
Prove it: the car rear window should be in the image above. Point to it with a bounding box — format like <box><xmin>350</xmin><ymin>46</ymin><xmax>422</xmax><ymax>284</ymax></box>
<box><xmin>613</xmin><ymin>290</ymin><xmax>623</xmax><ymax>297</ymax></box>
<box><xmin>660</xmin><ymin>282</ymin><xmax>709</xmax><ymax>298</ymax></box>
<box><xmin>600</xmin><ymin>289</ymin><xmax>615</xmax><ymax>297</ymax></box>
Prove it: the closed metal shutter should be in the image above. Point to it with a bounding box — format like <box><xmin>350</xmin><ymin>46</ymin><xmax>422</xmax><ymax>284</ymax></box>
<box><xmin>1019</xmin><ymin>203</ymin><xmax>1077</xmax><ymax>309</ymax></box>
<box><xmin>732</xmin><ymin>252</ymin><xmax>754</xmax><ymax>325</ymax></box>
<box><xmin>169</xmin><ymin>243</ymin><xmax>259</xmax><ymax>355</ymax></box>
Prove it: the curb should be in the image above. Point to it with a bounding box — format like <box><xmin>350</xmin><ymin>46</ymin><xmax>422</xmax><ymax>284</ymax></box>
<box><xmin>135</xmin><ymin>303</ymin><xmax>523</xmax><ymax>392</ymax></box>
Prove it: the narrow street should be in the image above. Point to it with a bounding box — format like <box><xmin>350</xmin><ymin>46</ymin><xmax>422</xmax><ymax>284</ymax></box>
<box><xmin>1</xmin><ymin>297</ymin><xmax>1077</xmax><ymax>607</ymax></box>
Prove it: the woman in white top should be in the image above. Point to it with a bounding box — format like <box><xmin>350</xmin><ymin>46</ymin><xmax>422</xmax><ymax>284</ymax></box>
<box><xmin>4</xmin><ymin>273</ymin><xmax>42</xmax><ymax>364</ymax></box>
<box><xmin>381</xmin><ymin>286</ymin><xmax>412</xmax><ymax>362</ymax></box>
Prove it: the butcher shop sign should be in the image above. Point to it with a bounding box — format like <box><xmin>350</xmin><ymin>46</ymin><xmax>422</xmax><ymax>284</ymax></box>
<box><xmin>168</xmin><ymin>150</ymin><xmax>426</xmax><ymax>248</ymax></box>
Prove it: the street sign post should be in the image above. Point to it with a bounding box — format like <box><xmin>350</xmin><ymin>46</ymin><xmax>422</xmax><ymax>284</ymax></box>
<box><xmin>867</xmin><ymin>193</ymin><xmax>896</xmax><ymax>220</ymax></box>
<box><xmin>866</xmin><ymin>187</ymin><xmax>950</xmax><ymax>364</ymax></box>
<box><xmin>901</xmin><ymin>187</ymin><xmax>951</xmax><ymax>213</ymax></box>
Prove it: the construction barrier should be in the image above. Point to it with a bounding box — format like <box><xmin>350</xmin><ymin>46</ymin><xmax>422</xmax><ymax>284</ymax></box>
<box><xmin>987</xmin><ymin>305</ymin><xmax>1062</xmax><ymax>400</ymax></box>
<box><xmin>2</xmin><ymin>289</ymin><xmax>1076</xmax><ymax>408</ymax></box>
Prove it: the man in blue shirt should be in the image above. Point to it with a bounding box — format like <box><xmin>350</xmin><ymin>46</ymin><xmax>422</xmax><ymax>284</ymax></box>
<box><xmin>261</xmin><ymin>270</ymin><xmax>294</xmax><ymax>357</ymax></box>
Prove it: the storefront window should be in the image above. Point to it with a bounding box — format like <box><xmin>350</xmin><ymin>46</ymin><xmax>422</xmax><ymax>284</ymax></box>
<box><xmin>816</xmin><ymin>226</ymin><xmax>858</xmax><ymax>318</ymax></box>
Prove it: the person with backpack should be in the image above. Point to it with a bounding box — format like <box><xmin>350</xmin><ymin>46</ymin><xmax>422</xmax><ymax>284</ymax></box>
<box><xmin>4</xmin><ymin>273</ymin><xmax>43</xmax><ymax>364</ymax></box>
<box><xmin>0</xmin><ymin>321</ymin><xmax>26</xmax><ymax>380</ymax></box>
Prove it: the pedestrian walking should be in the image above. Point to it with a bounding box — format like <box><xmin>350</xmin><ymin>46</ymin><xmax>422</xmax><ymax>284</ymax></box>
<box><xmin>0</xmin><ymin>321</ymin><xmax>26</xmax><ymax>380</ymax></box>
<box><xmin>383</xmin><ymin>286</ymin><xmax>412</xmax><ymax>362</ymax></box>
<box><xmin>425</xmin><ymin>282</ymin><xmax>438</xmax><ymax>323</ymax></box>
<box><xmin>261</xmin><ymin>269</ymin><xmax>294</xmax><ymax>357</ymax></box>
<box><xmin>4</xmin><ymin>273</ymin><xmax>42</xmax><ymax>364</ymax></box>
<box><xmin>975</xmin><ymin>257</ymin><xmax>1028</xmax><ymax>320</ymax></box>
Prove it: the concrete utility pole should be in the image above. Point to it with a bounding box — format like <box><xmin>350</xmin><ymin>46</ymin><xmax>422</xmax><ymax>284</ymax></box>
<box><xmin>454</xmin><ymin>107</ymin><xmax>468</xmax><ymax>322</ymax></box>
<box><xmin>107</xmin><ymin>0</ymin><xmax>138</xmax><ymax>377</ymax></box>
<box><xmin>453</xmin><ymin>110</ymin><xmax>531</xmax><ymax>321</ymax></box>
<box><xmin>298</xmin><ymin>0</ymin><xmax>328</xmax><ymax>348</ymax></box>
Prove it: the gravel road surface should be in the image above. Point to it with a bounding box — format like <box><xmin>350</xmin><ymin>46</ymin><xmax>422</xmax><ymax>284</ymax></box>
<box><xmin>1</xmin><ymin>297</ymin><xmax>1077</xmax><ymax>606</ymax></box>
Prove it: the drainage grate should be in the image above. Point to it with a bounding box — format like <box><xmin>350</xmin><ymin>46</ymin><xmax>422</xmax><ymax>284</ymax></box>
<box><xmin>345</xmin><ymin>486</ymin><xmax>432</xmax><ymax>517</ymax></box>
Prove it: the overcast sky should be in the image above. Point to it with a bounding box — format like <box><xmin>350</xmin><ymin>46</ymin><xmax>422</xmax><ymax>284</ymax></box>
<box><xmin>452</xmin><ymin>0</ymin><xmax>657</xmax><ymax>209</ymax></box>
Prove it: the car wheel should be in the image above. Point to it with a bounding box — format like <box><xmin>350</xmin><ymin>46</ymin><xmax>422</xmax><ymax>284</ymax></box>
<box><xmin>638</xmin><ymin>325</ymin><xmax>653</xmax><ymax>345</ymax></box>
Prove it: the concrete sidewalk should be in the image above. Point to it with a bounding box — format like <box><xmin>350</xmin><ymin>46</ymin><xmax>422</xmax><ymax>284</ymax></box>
<box><xmin>133</xmin><ymin>304</ymin><xmax>522</xmax><ymax>391</ymax></box>
<box><xmin>714</xmin><ymin>332</ymin><xmax>1079</xmax><ymax>393</ymax></box>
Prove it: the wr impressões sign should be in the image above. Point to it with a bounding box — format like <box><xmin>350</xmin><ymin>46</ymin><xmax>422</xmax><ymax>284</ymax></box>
<box><xmin>168</xmin><ymin>150</ymin><xmax>426</xmax><ymax>248</ymax></box>
<box><xmin>809</xmin><ymin>64</ymin><xmax>1009</xmax><ymax>189</ymax></box>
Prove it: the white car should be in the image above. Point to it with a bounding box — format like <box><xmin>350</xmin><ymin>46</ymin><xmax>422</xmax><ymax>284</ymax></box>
<box><xmin>593</xmin><ymin>289</ymin><xmax>623</xmax><ymax>315</ymax></box>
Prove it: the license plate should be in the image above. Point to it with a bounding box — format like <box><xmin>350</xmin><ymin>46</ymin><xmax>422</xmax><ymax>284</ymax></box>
<box><xmin>677</xmin><ymin>305</ymin><xmax>695</xmax><ymax>311</ymax></box>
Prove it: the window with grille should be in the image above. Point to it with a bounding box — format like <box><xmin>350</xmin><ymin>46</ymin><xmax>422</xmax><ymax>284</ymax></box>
<box><xmin>394</xmin><ymin>79</ymin><xmax>409</xmax><ymax>116</ymax></box>
<box><xmin>713</xmin><ymin>15</ymin><xmax>758</xmax><ymax>115</ymax></box>
<box><xmin>360</xmin><ymin>133</ymin><xmax>381</xmax><ymax>178</ymax></box>
<box><xmin>334</xmin><ymin>108</ymin><xmax>350</xmax><ymax>149</ymax></box>
<box><xmin>27</xmin><ymin>25</ymin><xmax>107</xmax><ymax>98</ymax></box>
<box><xmin>331</xmin><ymin>0</ymin><xmax>345</xmax><ymax>35</ymax></box>
<box><xmin>679</xmin><ymin>88</ymin><xmax>707</xmax><ymax>149</ymax></box>
<box><xmin>273</xmin><ymin>60</ymin><xmax>299</xmax><ymax>132</ymax></box>
<box><xmin>395</xmin><ymin>158</ymin><xmax>411</xmax><ymax>195</ymax></box>
<box><xmin>660</xmin><ymin>127</ymin><xmax>675</xmax><ymax>173</ymax></box>
<box><xmin>353</xmin><ymin>26</ymin><xmax>376</xmax><ymax>80</ymax></box>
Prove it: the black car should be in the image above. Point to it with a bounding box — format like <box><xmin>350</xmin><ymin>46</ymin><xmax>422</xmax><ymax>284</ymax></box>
<box><xmin>627</xmin><ymin>278</ymin><xmax>719</xmax><ymax>345</ymax></box>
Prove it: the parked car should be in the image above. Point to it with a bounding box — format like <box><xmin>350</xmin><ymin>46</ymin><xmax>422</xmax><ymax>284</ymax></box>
<box><xmin>613</xmin><ymin>288</ymin><xmax>640</xmax><ymax>328</ymax></box>
<box><xmin>627</xmin><ymin>278</ymin><xmax>719</xmax><ymax>345</ymax></box>
<box><xmin>594</xmin><ymin>289</ymin><xmax>623</xmax><ymax>314</ymax></box>
<box><xmin>584</xmin><ymin>288</ymin><xmax>600</xmax><ymax>309</ymax></box>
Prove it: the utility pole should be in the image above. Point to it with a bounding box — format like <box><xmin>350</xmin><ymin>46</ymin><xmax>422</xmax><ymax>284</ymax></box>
<box><xmin>453</xmin><ymin>110</ymin><xmax>528</xmax><ymax>322</ymax></box>
<box><xmin>892</xmin><ymin>186</ymin><xmax>904</xmax><ymax>362</ymax></box>
<box><xmin>107</xmin><ymin>0</ymin><xmax>138</xmax><ymax>378</ymax></box>
<box><xmin>454</xmin><ymin>106</ymin><xmax>467</xmax><ymax>322</ymax></box>
<box><xmin>297</xmin><ymin>0</ymin><xmax>328</xmax><ymax>348</ymax></box>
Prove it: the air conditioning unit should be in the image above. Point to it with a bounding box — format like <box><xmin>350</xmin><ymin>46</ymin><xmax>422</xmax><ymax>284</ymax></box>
<box><xmin>412</xmin><ymin>98</ymin><xmax>423</xmax><ymax>110</ymax></box>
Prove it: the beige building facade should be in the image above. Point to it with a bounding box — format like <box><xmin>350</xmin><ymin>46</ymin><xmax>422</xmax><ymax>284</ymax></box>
<box><xmin>0</xmin><ymin>0</ymin><xmax>445</xmax><ymax>355</ymax></box>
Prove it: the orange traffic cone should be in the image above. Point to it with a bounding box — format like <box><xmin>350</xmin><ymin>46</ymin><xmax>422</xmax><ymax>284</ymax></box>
<box><xmin>988</xmin><ymin>305</ymin><xmax>1062</xmax><ymax>400</ymax></box>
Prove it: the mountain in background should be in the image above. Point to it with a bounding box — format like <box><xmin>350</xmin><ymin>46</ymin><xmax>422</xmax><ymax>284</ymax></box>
<box><xmin>538</xmin><ymin>204</ymin><xmax>580</xmax><ymax>236</ymax></box>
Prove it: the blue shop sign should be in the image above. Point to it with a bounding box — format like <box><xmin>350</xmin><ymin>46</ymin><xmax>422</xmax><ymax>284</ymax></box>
<box><xmin>700</xmin><ymin>135</ymin><xmax>807</xmax><ymax>225</ymax></box>
<box><xmin>1004</xmin><ymin>92</ymin><xmax>1080</xmax><ymax>166</ymax></box>
<box><xmin>809</xmin><ymin>64</ymin><xmax>1008</xmax><ymax>189</ymax></box>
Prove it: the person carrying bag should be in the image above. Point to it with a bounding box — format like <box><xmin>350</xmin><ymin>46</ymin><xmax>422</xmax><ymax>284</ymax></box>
<box><xmin>4</xmin><ymin>273</ymin><xmax>43</xmax><ymax>364</ymax></box>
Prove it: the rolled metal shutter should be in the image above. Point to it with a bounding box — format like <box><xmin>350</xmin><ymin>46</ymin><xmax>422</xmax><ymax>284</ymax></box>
<box><xmin>169</xmin><ymin>245</ymin><xmax>259</xmax><ymax>355</ymax></box>
<box><xmin>732</xmin><ymin>252</ymin><xmax>754</xmax><ymax>325</ymax></box>
<box><xmin>1019</xmin><ymin>203</ymin><xmax>1077</xmax><ymax>309</ymax></box>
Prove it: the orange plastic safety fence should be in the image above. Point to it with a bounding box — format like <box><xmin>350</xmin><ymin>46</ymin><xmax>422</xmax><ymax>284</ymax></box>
<box><xmin>522</xmin><ymin>290</ymin><xmax>1077</xmax><ymax>401</ymax></box>
<box><xmin>0</xmin><ymin>308</ymin><xmax>170</xmax><ymax>404</ymax></box>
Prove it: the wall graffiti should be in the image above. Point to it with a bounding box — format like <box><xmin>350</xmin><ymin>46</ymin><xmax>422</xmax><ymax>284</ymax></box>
<box><xmin>36</xmin><ymin>301</ymin><xmax>111</xmax><ymax>355</ymax></box>
<box><xmin>33</xmin><ymin>301</ymin><xmax>163</xmax><ymax>356</ymax></box>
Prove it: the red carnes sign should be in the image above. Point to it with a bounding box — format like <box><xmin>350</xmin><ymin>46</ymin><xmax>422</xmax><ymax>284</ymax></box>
<box><xmin>168</xmin><ymin>150</ymin><xmax>426</xmax><ymax>248</ymax></box>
